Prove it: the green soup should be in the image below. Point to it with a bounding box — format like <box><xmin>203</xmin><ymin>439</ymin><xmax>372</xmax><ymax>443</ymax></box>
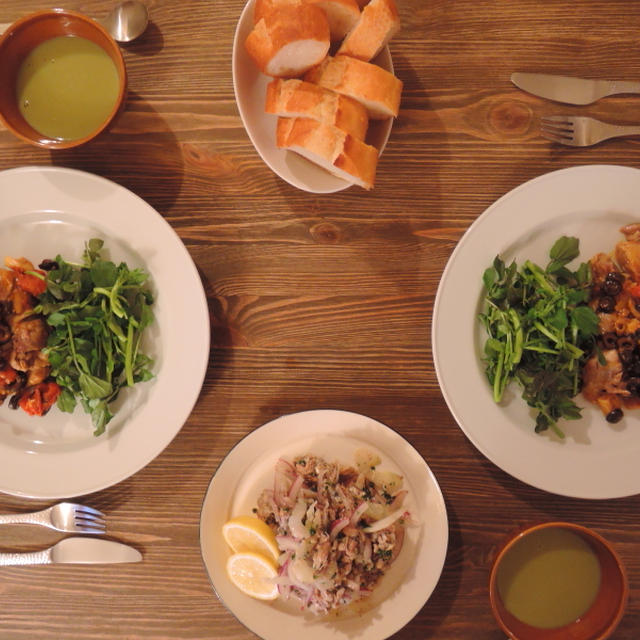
<box><xmin>497</xmin><ymin>527</ymin><xmax>601</xmax><ymax>629</ymax></box>
<box><xmin>16</xmin><ymin>35</ymin><xmax>120</xmax><ymax>141</ymax></box>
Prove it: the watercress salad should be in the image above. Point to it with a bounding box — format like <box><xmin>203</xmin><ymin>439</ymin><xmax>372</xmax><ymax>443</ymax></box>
<box><xmin>479</xmin><ymin>236</ymin><xmax>600</xmax><ymax>437</ymax></box>
<box><xmin>35</xmin><ymin>239</ymin><xmax>154</xmax><ymax>436</ymax></box>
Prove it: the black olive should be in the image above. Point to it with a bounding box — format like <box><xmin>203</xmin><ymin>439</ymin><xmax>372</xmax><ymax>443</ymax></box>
<box><xmin>602</xmin><ymin>332</ymin><xmax>618</xmax><ymax>349</ymax></box>
<box><xmin>598</xmin><ymin>296</ymin><xmax>616</xmax><ymax>313</ymax></box>
<box><xmin>620</xmin><ymin>349</ymin><xmax>634</xmax><ymax>365</ymax></box>
<box><xmin>38</xmin><ymin>259</ymin><xmax>57</xmax><ymax>271</ymax></box>
<box><xmin>606</xmin><ymin>271</ymin><xmax>624</xmax><ymax>284</ymax></box>
<box><xmin>603</xmin><ymin>279</ymin><xmax>622</xmax><ymax>296</ymax></box>
<box><xmin>606</xmin><ymin>408</ymin><xmax>624</xmax><ymax>423</ymax></box>
<box><xmin>8</xmin><ymin>394</ymin><xmax>20</xmax><ymax>410</ymax></box>
<box><xmin>617</xmin><ymin>335</ymin><xmax>636</xmax><ymax>351</ymax></box>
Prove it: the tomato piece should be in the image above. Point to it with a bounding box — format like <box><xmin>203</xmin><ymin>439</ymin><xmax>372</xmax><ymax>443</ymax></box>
<box><xmin>18</xmin><ymin>382</ymin><xmax>61</xmax><ymax>416</ymax></box>
<box><xmin>15</xmin><ymin>271</ymin><xmax>47</xmax><ymax>296</ymax></box>
<box><xmin>0</xmin><ymin>366</ymin><xmax>17</xmax><ymax>385</ymax></box>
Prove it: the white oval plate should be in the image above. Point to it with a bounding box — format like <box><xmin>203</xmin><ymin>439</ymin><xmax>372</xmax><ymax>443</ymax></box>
<box><xmin>0</xmin><ymin>166</ymin><xmax>209</xmax><ymax>499</ymax></box>
<box><xmin>200</xmin><ymin>409</ymin><xmax>448</xmax><ymax>640</ymax></box>
<box><xmin>232</xmin><ymin>0</ymin><xmax>394</xmax><ymax>193</ymax></box>
<box><xmin>433</xmin><ymin>164</ymin><xmax>640</xmax><ymax>499</ymax></box>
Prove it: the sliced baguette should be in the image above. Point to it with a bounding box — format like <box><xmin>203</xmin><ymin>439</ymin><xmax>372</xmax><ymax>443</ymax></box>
<box><xmin>308</xmin><ymin>0</ymin><xmax>361</xmax><ymax>40</ymax></box>
<box><xmin>254</xmin><ymin>0</ymin><xmax>359</xmax><ymax>41</ymax></box>
<box><xmin>245</xmin><ymin>4</ymin><xmax>330</xmax><ymax>77</ymax></box>
<box><xmin>266</xmin><ymin>78</ymin><xmax>369</xmax><ymax>140</ymax></box>
<box><xmin>253</xmin><ymin>0</ymin><xmax>299</xmax><ymax>23</ymax></box>
<box><xmin>337</xmin><ymin>0</ymin><xmax>400</xmax><ymax>61</ymax></box>
<box><xmin>304</xmin><ymin>55</ymin><xmax>402</xmax><ymax>119</ymax></box>
<box><xmin>276</xmin><ymin>117</ymin><xmax>378</xmax><ymax>189</ymax></box>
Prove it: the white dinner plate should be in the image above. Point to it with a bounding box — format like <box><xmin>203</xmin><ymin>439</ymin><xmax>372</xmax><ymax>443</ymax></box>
<box><xmin>200</xmin><ymin>409</ymin><xmax>448</xmax><ymax>640</ymax></box>
<box><xmin>232</xmin><ymin>0</ymin><xmax>394</xmax><ymax>193</ymax></box>
<box><xmin>0</xmin><ymin>166</ymin><xmax>209</xmax><ymax>499</ymax></box>
<box><xmin>433</xmin><ymin>164</ymin><xmax>640</xmax><ymax>499</ymax></box>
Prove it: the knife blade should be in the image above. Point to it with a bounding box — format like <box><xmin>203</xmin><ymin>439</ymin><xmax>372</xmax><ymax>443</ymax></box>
<box><xmin>511</xmin><ymin>72</ymin><xmax>640</xmax><ymax>105</ymax></box>
<box><xmin>0</xmin><ymin>537</ymin><xmax>142</xmax><ymax>566</ymax></box>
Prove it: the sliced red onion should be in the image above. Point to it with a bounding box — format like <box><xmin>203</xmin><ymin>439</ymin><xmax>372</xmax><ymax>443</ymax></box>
<box><xmin>390</xmin><ymin>522</ymin><xmax>405</xmax><ymax>562</ymax></box>
<box><xmin>330</xmin><ymin>517</ymin><xmax>350</xmax><ymax>539</ymax></box>
<box><xmin>349</xmin><ymin>501</ymin><xmax>369</xmax><ymax>526</ymax></box>
<box><xmin>275</xmin><ymin>535</ymin><xmax>299</xmax><ymax>552</ymax></box>
<box><xmin>288</xmin><ymin>499</ymin><xmax>308</xmax><ymax>539</ymax></box>
<box><xmin>274</xmin><ymin>458</ymin><xmax>295</xmax><ymax>506</ymax></box>
<box><xmin>362</xmin><ymin>509</ymin><xmax>408</xmax><ymax>533</ymax></box>
<box><xmin>288</xmin><ymin>473</ymin><xmax>304</xmax><ymax>501</ymax></box>
<box><xmin>389</xmin><ymin>490</ymin><xmax>408</xmax><ymax>511</ymax></box>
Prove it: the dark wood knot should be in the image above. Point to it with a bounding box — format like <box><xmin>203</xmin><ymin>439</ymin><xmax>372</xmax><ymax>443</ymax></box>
<box><xmin>488</xmin><ymin>100</ymin><xmax>533</xmax><ymax>136</ymax></box>
<box><xmin>310</xmin><ymin>222</ymin><xmax>342</xmax><ymax>244</ymax></box>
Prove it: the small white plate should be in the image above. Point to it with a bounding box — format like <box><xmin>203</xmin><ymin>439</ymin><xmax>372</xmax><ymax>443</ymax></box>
<box><xmin>0</xmin><ymin>166</ymin><xmax>209</xmax><ymax>499</ymax></box>
<box><xmin>232</xmin><ymin>0</ymin><xmax>394</xmax><ymax>193</ymax></box>
<box><xmin>433</xmin><ymin>164</ymin><xmax>640</xmax><ymax>499</ymax></box>
<box><xmin>200</xmin><ymin>409</ymin><xmax>448</xmax><ymax>640</ymax></box>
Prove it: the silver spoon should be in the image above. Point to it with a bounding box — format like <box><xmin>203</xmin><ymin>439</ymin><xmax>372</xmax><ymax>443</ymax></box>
<box><xmin>0</xmin><ymin>1</ymin><xmax>149</xmax><ymax>43</ymax></box>
<box><xmin>98</xmin><ymin>0</ymin><xmax>149</xmax><ymax>43</ymax></box>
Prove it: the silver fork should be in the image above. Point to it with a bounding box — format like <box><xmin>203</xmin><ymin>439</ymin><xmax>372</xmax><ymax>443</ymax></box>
<box><xmin>0</xmin><ymin>503</ymin><xmax>105</xmax><ymax>534</ymax></box>
<box><xmin>540</xmin><ymin>115</ymin><xmax>640</xmax><ymax>146</ymax></box>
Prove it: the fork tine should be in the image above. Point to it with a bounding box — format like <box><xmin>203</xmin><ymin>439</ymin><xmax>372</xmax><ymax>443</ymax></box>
<box><xmin>540</xmin><ymin>125</ymin><xmax>573</xmax><ymax>139</ymax></box>
<box><xmin>539</xmin><ymin>130</ymin><xmax>581</xmax><ymax>146</ymax></box>
<box><xmin>540</xmin><ymin>115</ymin><xmax>574</xmax><ymax>123</ymax></box>
<box><xmin>74</xmin><ymin>512</ymin><xmax>106</xmax><ymax>524</ymax></box>
<box><xmin>69</xmin><ymin>503</ymin><xmax>105</xmax><ymax>518</ymax></box>
<box><xmin>540</xmin><ymin>119</ymin><xmax>574</xmax><ymax>133</ymax></box>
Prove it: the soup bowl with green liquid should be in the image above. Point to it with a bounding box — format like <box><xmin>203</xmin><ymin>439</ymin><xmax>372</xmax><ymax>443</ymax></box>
<box><xmin>489</xmin><ymin>522</ymin><xmax>627</xmax><ymax>640</ymax></box>
<box><xmin>0</xmin><ymin>9</ymin><xmax>126</xmax><ymax>149</ymax></box>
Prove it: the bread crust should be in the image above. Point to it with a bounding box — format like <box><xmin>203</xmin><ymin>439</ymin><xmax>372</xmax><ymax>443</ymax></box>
<box><xmin>337</xmin><ymin>0</ymin><xmax>400</xmax><ymax>61</ymax></box>
<box><xmin>266</xmin><ymin>78</ymin><xmax>368</xmax><ymax>140</ymax></box>
<box><xmin>276</xmin><ymin>116</ymin><xmax>378</xmax><ymax>189</ymax></box>
<box><xmin>245</xmin><ymin>4</ymin><xmax>330</xmax><ymax>77</ymax></box>
<box><xmin>254</xmin><ymin>0</ymin><xmax>360</xmax><ymax>41</ymax></box>
<box><xmin>304</xmin><ymin>55</ymin><xmax>402</xmax><ymax>118</ymax></box>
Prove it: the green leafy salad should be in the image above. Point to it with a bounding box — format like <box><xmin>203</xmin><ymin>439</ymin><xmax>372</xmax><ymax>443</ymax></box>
<box><xmin>35</xmin><ymin>239</ymin><xmax>155</xmax><ymax>436</ymax></box>
<box><xmin>479</xmin><ymin>236</ymin><xmax>600</xmax><ymax>437</ymax></box>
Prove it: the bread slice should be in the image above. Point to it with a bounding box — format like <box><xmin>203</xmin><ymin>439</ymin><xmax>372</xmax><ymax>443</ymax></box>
<box><xmin>276</xmin><ymin>117</ymin><xmax>378</xmax><ymax>189</ymax></box>
<box><xmin>245</xmin><ymin>4</ymin><xmax>330</xmax><ymax>77</ymax></box>
<box><xmin>308</xmin><ymin>0</ymin><xmax>361</xmax><ymax>40</ymax></box>
<box><xmin>254</xmin><ymin>0</ymin><xmax>359</xmax><ymax>41</ymax></box>
<box><xmin>304</xmin><ymin>55</ymin><xmax>402</xmax><ymax>119</ymax></box>
<box><xmin>266</xmin><ymin>78</ymin><xmax>369</xmax><ymax>140</ymax></box>
<box><xmin>253</xmin><ymin>0</ymin><xmax>299</xmax><ymax>23</ymax></box>
<box><xmin>337</xmin><ymin>0</ymin><xmax>400</xmax><ymax>61</ymax></box>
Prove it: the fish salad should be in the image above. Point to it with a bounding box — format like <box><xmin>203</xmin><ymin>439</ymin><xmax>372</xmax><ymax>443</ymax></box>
<box><xmin>255</xmin><ymin>450</ymin><xmax>411</xmax><ymax>614</ymax></box>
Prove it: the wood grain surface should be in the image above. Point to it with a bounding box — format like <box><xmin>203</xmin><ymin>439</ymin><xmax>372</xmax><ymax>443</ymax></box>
<box><xmin>1</xmin><ymin>0</ymin><xmax>640</xmax><ymax>638</ymax></box>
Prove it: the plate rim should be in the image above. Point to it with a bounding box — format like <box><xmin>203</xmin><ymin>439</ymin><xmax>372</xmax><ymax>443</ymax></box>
<box><xmin>432</xmin><ymin>163</ymin><xmax>640</xmax><ymax>499</ymax></box>
<box><xmin>0</xmin><ymin>165</ymin><xmax>210</xmax><ymax>499</ymax></box>
<box><xmin>199</xmin><ymin>408</ymin><xmax>449</xmax><ymax>640</ymax></box>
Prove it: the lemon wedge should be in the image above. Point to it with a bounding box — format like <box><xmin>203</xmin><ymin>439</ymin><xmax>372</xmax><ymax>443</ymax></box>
<box><xmin>222</xmin><ymin>515</ymin><xmax>280</xmax><ymax>563</ymax></box>
<box><xmin>226</xmin><ymin>551</ymin><xmax>279</xmax><ymax>600</ymax></box>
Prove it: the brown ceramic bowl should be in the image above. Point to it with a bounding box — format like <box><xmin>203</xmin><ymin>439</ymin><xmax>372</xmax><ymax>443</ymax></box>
<box><xmin>0</xmin><ymin>9</ymin><xmax>127</xmax><ymax>149</ymax></box>
<box><xmin>489</xmin><ymin>522</ymin><xmax>628</xmax><ymax>640</ymax></box>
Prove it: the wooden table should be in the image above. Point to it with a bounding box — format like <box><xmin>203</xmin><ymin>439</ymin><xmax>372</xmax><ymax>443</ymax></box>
<box><xmin>0</xmin><ymin>0</ymin><xmax>639</xmax><ymax>638</ymax></box>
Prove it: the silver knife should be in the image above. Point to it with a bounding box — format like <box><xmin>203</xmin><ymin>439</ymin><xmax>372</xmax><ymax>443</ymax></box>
<box><xmin>0</xmin><ymin>537</ymin><xmax>142</xmax><ymax>566</ymax></box>
<box><xmin>511</xmin><ymin>72</ymin><xmax>640</xmax><ymax>105</ymax></box>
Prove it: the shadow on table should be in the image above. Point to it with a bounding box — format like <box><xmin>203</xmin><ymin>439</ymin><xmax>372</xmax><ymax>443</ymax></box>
<box><xmin>119</xmin><ymin>20</ymin><xmax>164</xmax><ymax>58</ymax></box>
<box><xmin>48</xmin><ymin>91</ymin><xmax>185</xmax><ymax>216</ymax></box>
